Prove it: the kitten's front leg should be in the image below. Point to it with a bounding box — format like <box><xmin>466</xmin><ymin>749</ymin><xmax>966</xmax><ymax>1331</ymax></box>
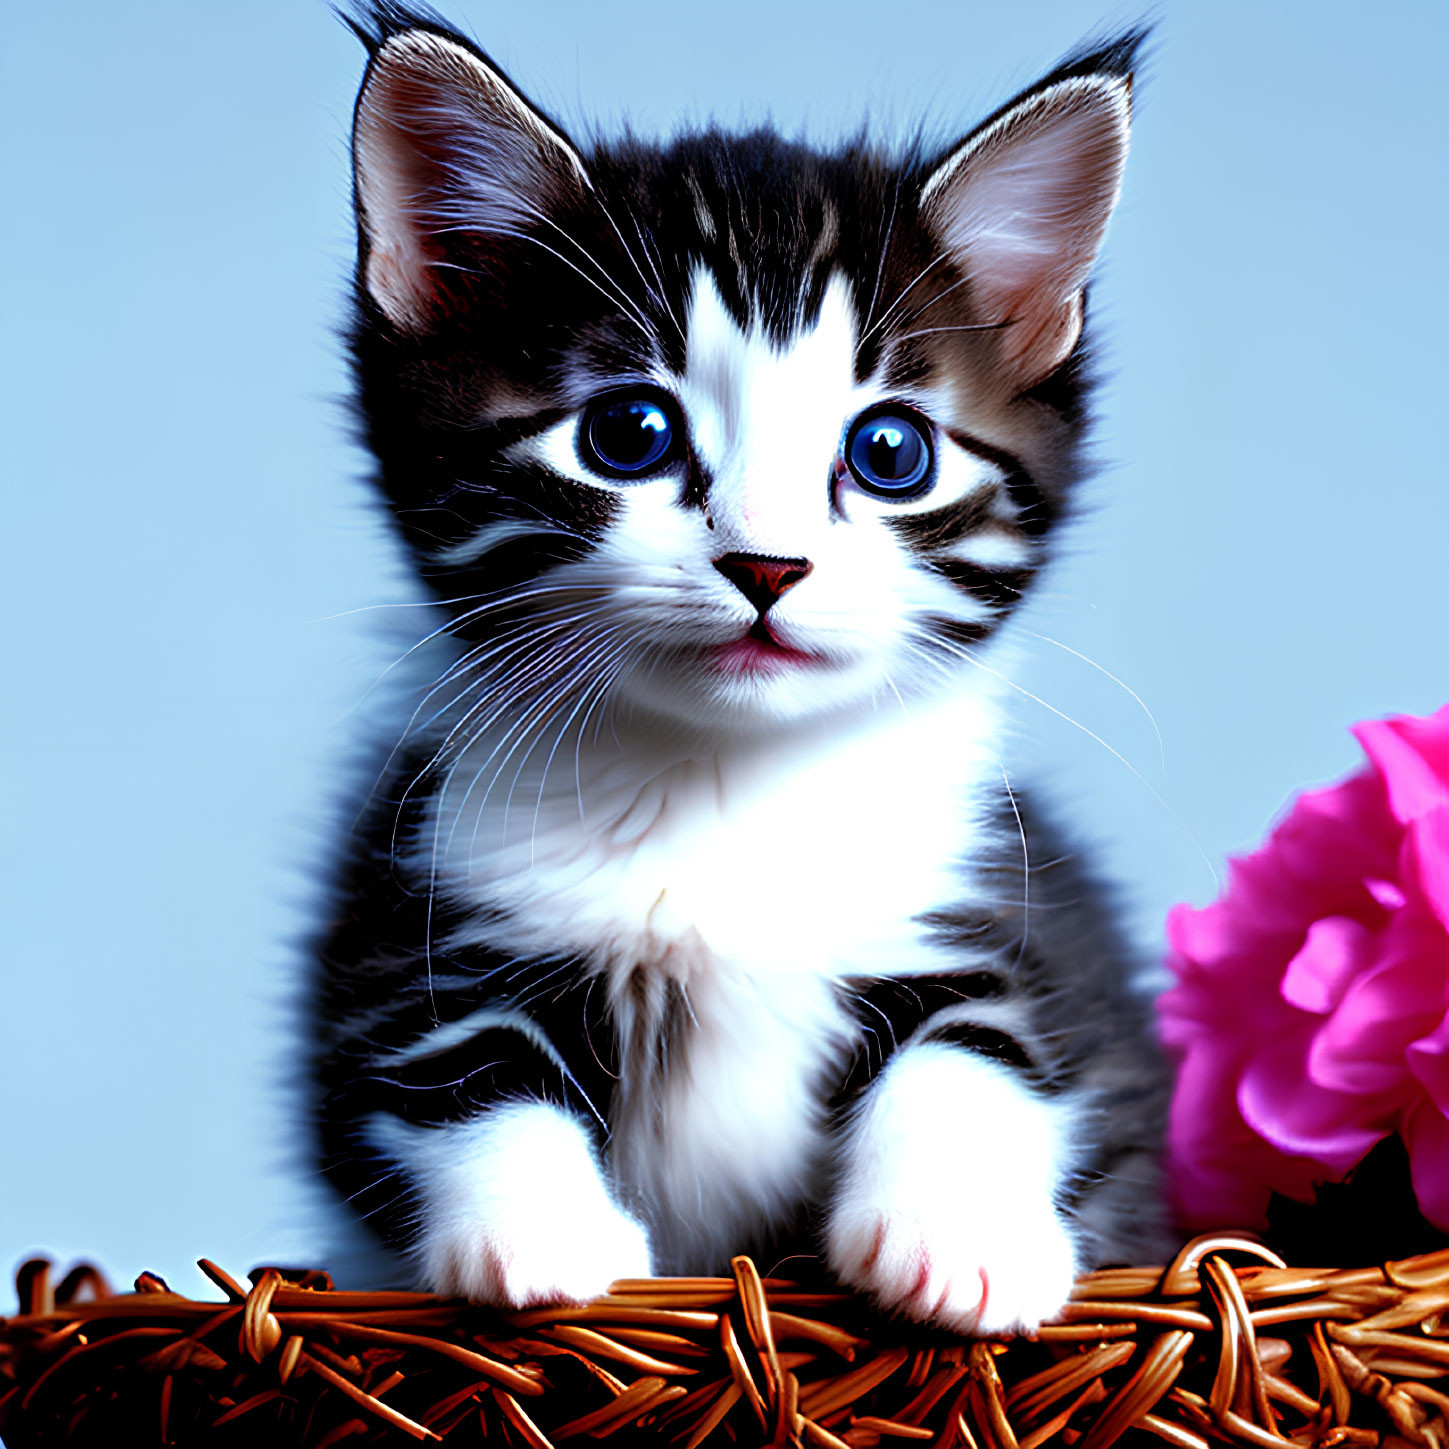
<box><xmin>826</xmin><ymin>1040</ymin><xmax>1080</xmax><ymax>1334</ymax></box>
<box><xmin>368</xmin><ymin>1102</ymin><xmax>652</xmax><ymax>1307</ymax></box>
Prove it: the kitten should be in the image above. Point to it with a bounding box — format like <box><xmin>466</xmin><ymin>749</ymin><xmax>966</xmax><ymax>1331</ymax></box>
<box><xmin>313</xmin><ymin>2</ymin><xmax>1169</xmax><ymax>1334</ymax></box>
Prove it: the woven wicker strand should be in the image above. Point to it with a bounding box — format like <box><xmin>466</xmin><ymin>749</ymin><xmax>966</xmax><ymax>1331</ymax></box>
<box><xmin>3</xmin><ymin>1235</ymin><xmax>1448</xmax><ymax>1448</ymax></box>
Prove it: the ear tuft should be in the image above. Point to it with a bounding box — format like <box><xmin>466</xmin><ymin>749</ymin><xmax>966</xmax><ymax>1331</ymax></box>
<box><xmin>352</xmin><ymin>26</ymin><xmax>589</xmax><ymax>331</ymax></box>
<box><xmin>921</xmin><ymin>69</ymin><xmax>1132</xmax><ymax>386</ymax></box>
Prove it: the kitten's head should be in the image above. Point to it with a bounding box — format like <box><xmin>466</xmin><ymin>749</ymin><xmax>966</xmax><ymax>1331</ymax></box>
<box><xmin>348</xmin><ymin>6</ymin><xmax>1140</xmax><ymax>737</ymax></box>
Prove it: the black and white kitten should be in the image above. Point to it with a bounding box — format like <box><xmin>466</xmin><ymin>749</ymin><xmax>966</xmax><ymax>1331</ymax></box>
<box><xmin>314</xmin><ymin>4</ymin><xmax>1168</xmax><ymax>1334</ymax></box>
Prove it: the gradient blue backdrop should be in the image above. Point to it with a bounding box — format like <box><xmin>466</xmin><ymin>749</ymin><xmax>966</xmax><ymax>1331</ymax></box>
<box><xmin>4</xmin><ymin>1</ymin><xmax>1447</xmax><ymax>1296</ymax></box>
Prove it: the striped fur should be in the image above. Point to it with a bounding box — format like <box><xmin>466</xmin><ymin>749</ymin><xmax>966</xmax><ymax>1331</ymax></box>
<box><xmin>313</xmin><ymin>5</ymin><xmax>1168</xmax><ymax>1333</ymax></box>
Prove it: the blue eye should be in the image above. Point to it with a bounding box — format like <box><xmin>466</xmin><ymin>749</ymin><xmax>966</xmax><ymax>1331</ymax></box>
<box><xmin>582</xmin><ymin>392</ymin><xmax>678</xmax><ymax>478</ymax></box>
<box><xmin>844</xmin><ymin>407</ymin><xmax>934</xmax><ymax>498</ymax></box>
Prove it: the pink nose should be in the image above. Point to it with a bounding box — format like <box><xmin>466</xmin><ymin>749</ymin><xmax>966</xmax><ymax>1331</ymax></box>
<box><xmin>712</xmin><ymin>553</ymin><xmax>813</xmax><ymax>615</ymax></box>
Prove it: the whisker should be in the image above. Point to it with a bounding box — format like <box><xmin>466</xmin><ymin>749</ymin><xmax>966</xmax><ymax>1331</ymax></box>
<box><xmin>627</xmin><ymin>211</ymin><xmax>687</xmax><ymax>348</ymax></box>
<box><xmin>435</xmin><ymin>223</ymin><xmax>655</xmax><ymax>340</ymax></box>
<box><xmin>855</xmin><ymin>251</ymin><xmax>948</xmax><ymax>356</ymax></box>
<box><xmin>398</xmin><ymin>616</ymin><xmax>612</xmax><ymax>768</ymax></box>
<box><xmin>1019</xmin><ymin>628</ymin><xmax>1166</xmax><ymax>776</ymax></box>
<box><xmin>363</xmin><ymin>606</ymin><xmax>614</xmax><ymax>828</ymax></box>
<box><xmin>441</xmin><ymin>630</ymin><xmax>628</xmax><ymax>860</ymax></box>
<box><xmin>859</xmin><ymin>174</ymin><xmax>902</xmax><ymax>343</ymax></box>
<box><xmin>412</xmin><ymin>643</ymin><xmax>594</xmax><ymax>1016</ymax></box>
<box><xmin>917</xmin><ymin>629</ymin><xmax>1220</xmax><ymax>891</ymax></box>
<box><xmin>881</xmin><ymin>268</ymin><xmax>976</xmax><ymax>334</ymax></box>
<box><xmin>389</xmin><ymin>621</ymin><xmax>605</xmax><ymax>869</ymax></box>
<box><xmin>420</xmin><ymin>602</ymin><xmax>619</xmax><ymax>711</ymax></box>
<box><xmin>528</xmin><ymin>644</ymin><xmax>634</xmax><ymax>856</ymax></box>
<box><xmin>536</xmin><ymin>205</ymin><xmax>667</xmax><ymax>343</ymax></box>
<box><xmin>310</xmin><ymin>591</ymin><xmax>487</xmax><ymax>623</ymax></box>
<box><xmin>589</xmin><ymin>194</ymin><xmax>688</xmax><ymax>349</ymax></box>
<box><xmin>455</xmin><ymin>677</ymin><xmax>602</xmax><ymax>860</ymax></box>
<box><xmin>499</xmin><ymin>636</ymin><xmax>630</xmax><ymax>842</ymax></box>
<box><xmin>475</xmin><ymin>185</ymin><xmax>672</xmax><ymax>351</ymax></box>
<box><xmin>882</xmin><ymin>671</ymin><xmax>910</xmax><ymax>719</ymax></box>
<box><xmin>364</xmin><ymin>581</ymin><xmax>607</xmax><ymax>706</ymax></box>
<box><xmin>999</xmin><ymin>763</ymin><xmax>1030</xmax><ymax>970</ymax></box>
<box><xmin>890</xmin><ymin>321</ymin><xmax>1014</xmax><ymax>344</ymax></box>
<box><xmin>573</xmin><ymin>650</ymin><xmax>636</xmax><ymax>819</ymax></box>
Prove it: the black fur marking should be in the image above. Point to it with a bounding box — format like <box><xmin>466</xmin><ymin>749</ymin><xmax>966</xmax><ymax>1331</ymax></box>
<box><xmin>836</xmin><ymin>971</ymin><xmax>1007</xmax><ymax>1100</ymax></box>
<box><xmin>942</xmin><ymin>430</ymin><xmax>1056</xmax><ymax>538</ymax></box>
<box><xmin>852</xmin><ymin>971</ymin><xmax>1008</xmax><ymax>1038</ymax></box>
<box><xmin>411</xmin><ymin>456</ymin><xmax>621</xmax><ymax>620</ymax></box>
<box><xmin>680</xmin><ymin>449</ymin><xmax>713</xmax><ymax>512</ymax></box>
<box><xmin>364</xmin><ymin>1024</ymin><xmax>604</xmax><ymax>1130</ymax></box>
<box><xmin>887</xmin><ymin>489</ymin><xmax>1001</xmax><ymax>553</ymax></box>
<box><xmin>919</xmin><ymin>1020</ymin><xmax>1034</xmax><ymax>1071</ymax></box>
<box><xmin>921</xmin><ymin>614</ymin><xmax>995</xmax><ymax>649</ymax></box>
<box><xmin>931</xmin><ymin>561</ymin><xmax>1035</xmax><ymax>607</ymax></box>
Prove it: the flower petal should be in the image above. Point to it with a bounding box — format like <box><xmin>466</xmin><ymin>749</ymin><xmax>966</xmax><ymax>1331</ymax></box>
<box><xmin>1366</xmin><ymin>877</ymin><xmax>1407</xmax><ymax>910</ymax></box>
<box><xmin>1406</xmin><ymin>805</ymin><xmax>1449</xmax><ymax>935</ymax></box>
<box><xmin>1239</xmin><ymin>1044</ymin><xmax>1386</xmax><ymax>1172</ymax></box>
<box><xmin>1280</xmin><ymin>916</ymin><xmax>1371</xmax><ymax>1014</ymax></box>
<box><xmin>1354</xmin><ymin>705</ymin><xmax>1449</xmax><ymax>827</ymax></box>
<box><xmin>1407</xmin><ymin>1017</ymin><xmax>1449</xmax><ymax>1118</ymax></box>
<box><xmin>1308</xmin><ymin>951</ymin><xmax>1443</xmax><ymax>1095</ymax></box>
<box><xmin>1404</xmin><ymin>1101</ymin><xmax>1449</xmax><ymax>1231</ymax></box>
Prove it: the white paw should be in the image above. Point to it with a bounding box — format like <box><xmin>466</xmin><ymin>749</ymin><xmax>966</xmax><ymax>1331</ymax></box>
<box><xmin>826</xmin><ymin>1195</ymin><xmax>1077</xmax><ymax>1335</ymax></box>
<box><xmin>367</xmin><ymin>1102</ymin><xmax>652</xmax><ymax>1308</ymax></box>
<box><xmin>421</xmin><ymin>1184</ymin><xmax>652</xmax><ymax>1308</ymax></box>
<box><xmin>826</xmin><ymin>1041</ymin><xmax>1081</xmax><ymax>1335</ymax></box>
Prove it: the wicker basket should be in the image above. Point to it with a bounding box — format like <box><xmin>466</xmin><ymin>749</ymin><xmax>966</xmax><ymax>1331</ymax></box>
<box><xmin>4</xmin><ymin>1234</ymin><xmax>1449</xmax><ymax>1447</ymax></box>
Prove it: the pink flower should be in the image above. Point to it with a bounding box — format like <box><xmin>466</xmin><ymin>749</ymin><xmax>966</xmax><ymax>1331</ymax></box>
<box><xmin>1159</xmin><ymin>703</ymin><xmax>1449</xmax><ymax>1234</ymax></box>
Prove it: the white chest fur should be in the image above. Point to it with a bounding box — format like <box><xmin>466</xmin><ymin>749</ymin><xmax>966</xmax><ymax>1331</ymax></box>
<box><xmin>424</xmin><ymin>690</ymin><xmax>1003</xmax><ymax>1268</ymax></box>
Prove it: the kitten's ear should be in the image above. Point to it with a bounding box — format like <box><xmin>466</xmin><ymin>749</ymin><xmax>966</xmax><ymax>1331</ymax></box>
<box><xmin>920</xmin><ymin>65</ymin><xmax>1132</xmax><ymax>386</ymax></box>
<box><xmin>352</xmin><ymin>26</ymin><xmax>591</xmax><ymax>332</ymax></box>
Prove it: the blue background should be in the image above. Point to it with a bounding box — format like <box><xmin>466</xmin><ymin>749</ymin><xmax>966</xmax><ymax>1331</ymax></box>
<box><xmin>4</xmin><ymin>1</ymin><xmax>1446</xmax><ymax>1295</ymax></box>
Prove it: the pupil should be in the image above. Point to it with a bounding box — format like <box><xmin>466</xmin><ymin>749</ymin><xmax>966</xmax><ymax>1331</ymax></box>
<box><xmin>595</xmin><ymin>400</ymin><xmax>670</xmax><ymax>470</ymax></box>
<box><xmin>845</xmin><ymin>410</ymin><xmax>931</xmax><ymax>496</ymax></box>
<box><xmin>867</xmin><ymin>422</ymin><xmax>918</xmax><ymax>481</ymax></box>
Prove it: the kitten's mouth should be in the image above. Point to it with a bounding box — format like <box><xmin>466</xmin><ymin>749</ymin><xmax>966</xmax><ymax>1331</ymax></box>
<box><xmin>711</xmin><ymin>620</ymin><xmax>825</xmax><ymax>677</ymax></box>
